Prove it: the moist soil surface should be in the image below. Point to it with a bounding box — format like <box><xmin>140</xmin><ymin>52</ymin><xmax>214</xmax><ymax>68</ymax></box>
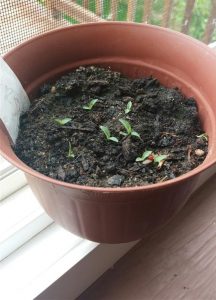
<box><xmin>14</xmin><ymin>66</ymin><xmax>208</xmax><ymax>187</ymax></box>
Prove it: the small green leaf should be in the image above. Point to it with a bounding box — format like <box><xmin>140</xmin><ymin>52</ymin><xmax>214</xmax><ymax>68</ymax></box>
<box><xmin>109</xmin><ymin>136</ymin><xmax>119</xmax><ymax>143</ymax></box>
<box><xmin>83</xmin><ymin>99</ymin><xmax>98</xmax><ymax>110</ymax></box>
<box><xmin>119</xmin><ymin>119</ymin><xmax>132</xmax><ymax>135</ymax></box>
<box><xmin>100</xmin><ymin>125</ymin><xmax>111</xmax><ymax>140</ymax></box>
<box><xmin>196</xmin><ymin>133</ymin><xmax>208</xmax><ymax>141</ymax></box>
<box><xmin>131</xmin><ymin>131</ymin><xmax>141</xmax><ymax>139</ymax></box>
<box><xmin>67</xmin><ymin>142</ymin><xmax>75</xmax><ymax>158</ymax></box>
<box><xmin>119</xmin><ymin>131</ymin><xmax>128</xmax><ymax>136</ymax></box>
<box><xmin>125</xmin><ymin>101</ymin><xmax>132</xmax><ymax>114</ymax></box>
<box><xmin>136</xmin><ymin>150</ymin><xmax>152</xmax><ymax>162</ymax></box>
<box><xmin>154</xmin><ymin>154</ymin><xmax>168</xmax><ymax>163</ymax></box>
<box><xmin>54</xmin><ymin>118</ymin><xmax>71</xmax><ymax>126</ymax></box>
<box><xmin>100</xmin><ymin>125</ymin><xmax>118</xmax><ymax>143</ymax></box>
<box><xmin>136</xmin><ymin>157</ymin><xmax>145</xmax><ymax>162</ymax></box>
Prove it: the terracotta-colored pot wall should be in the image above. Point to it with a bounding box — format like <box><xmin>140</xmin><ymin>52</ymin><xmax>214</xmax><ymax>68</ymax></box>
<box><xmin>1</xmin><ymin>23</ymin><xmax>216</xmax><ymax>242</ymax></box>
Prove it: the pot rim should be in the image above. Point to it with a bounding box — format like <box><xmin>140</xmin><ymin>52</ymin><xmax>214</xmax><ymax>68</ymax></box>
<box><xmin>4</xmin><ymin>21</ymin><xmax>216</xmax><ymax>61</ymax></box>
<box><xmin>2</xmin><ymin>22</ymin><xmax>216</xmax><ymax>193</ymax></box>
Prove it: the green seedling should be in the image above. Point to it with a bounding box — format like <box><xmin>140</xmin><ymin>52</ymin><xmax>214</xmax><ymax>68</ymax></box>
<box><xmin>67</xmin><ymin>142</ymin><xmax>75</xmax><ymax>158</ymax></box>
<box><xmin>136</xmin><ymin>152</ymin><xmax>168</xmax><ymax>169</ymax></box>
<box><xmin>125</xmin><ymin>101</ymin><xmax>132</xmax><ymax>114</ymax></box>
<box><xmin>136</xmin><ymin>150</ymin><xmax>152</xmax><ymax>162</ymax></box>
<box><xmin>154</xmin><ymin>154</ymin><xmax>168</xmax><ymax>169</ymax></box>
<box><xmin>54</xmin><ymin>117</ymin><xmax>71</xmax><ymax>126</ymax></box>
<box><xmin>119</xmin><ymin>118</ymin><xmax>141</xmax><ymax>139</ymax></box>
<box><xmin>83</xmin><ymin>99</ymin><xmax>98</xmax><ymax>110</ymax></box>
<box><xmin>154</xmin><ymin>154</ymin><xmax>168</xmax><ymax>164</ymax></box>
<box><xmin>196</xmin><ymin>133</ymin><xmax>208</xmax><ymax>141</ymax></box>
<box><xmin>100</xmin><ymin>125</ymin><xmax>119</xmax><ymax>143</ymax></box>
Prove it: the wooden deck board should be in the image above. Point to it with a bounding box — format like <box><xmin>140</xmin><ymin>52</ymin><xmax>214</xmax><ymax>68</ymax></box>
<box><xmin>1</xmin><ymin>0</ymin><xmax>69</xmax><ymax>55</ymax></box>
<box><xmin>78</xmin><ymin>174</ymin><xmax>216</xmax><ymax>300</ymax></box>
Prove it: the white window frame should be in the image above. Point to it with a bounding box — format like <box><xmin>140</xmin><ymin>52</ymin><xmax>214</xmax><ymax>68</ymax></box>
<box><xmin>0</xmin><ymin>156</ymin><xmax>53</xmax><ymax>260</ymax></box>
<box><xmin>0</xmin><ymin>156</ymin><xmax>26</xmax><ymax>199</ymax></box>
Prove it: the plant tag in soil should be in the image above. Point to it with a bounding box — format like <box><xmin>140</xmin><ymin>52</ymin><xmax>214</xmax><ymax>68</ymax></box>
<box><xmin>0</xmin><ymin>57</ymin><xmax>30</xmax><ymax>143</ymax></box>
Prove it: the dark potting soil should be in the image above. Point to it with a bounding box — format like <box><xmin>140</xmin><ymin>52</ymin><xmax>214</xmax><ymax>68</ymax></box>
<box><xmin>14</xmin><ymin>66</ymin><xmax>208</xmax><ymax>187</ymax></box>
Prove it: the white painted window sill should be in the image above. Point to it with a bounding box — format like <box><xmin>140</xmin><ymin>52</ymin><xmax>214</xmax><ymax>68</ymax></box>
<box><xmin>0</xmin><ymin>223</ymin><xmax>97</xmax><ymax>300</ymax></box>
<box><xmin>0</xmin><ymin>187</ymin><xmax>138</xmax><ymax>300</ymax></box>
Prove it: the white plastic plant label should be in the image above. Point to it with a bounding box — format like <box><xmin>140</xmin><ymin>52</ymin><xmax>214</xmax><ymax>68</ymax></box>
<box><xmin>0</xmin><ymin>56</ymin><xmax>30</xmax><ymax>143</ymax></box>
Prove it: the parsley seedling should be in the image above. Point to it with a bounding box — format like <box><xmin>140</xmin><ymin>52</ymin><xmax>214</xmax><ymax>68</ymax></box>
<box><xmin>100</xmin><ymin>125</ymin><xmax>119</xmax><ymax>143</ymax></box>
<box><xmin>119</xmin><ymin>118</ymin><xmax>141</xmax><ymax>139</ymax></box>
<box><xmin>54</xmin><ymin>118</ymin><xmax>71</xmax><ymax>126</ymax></box>
<box><xmin>125</xmin><ymin>101</ymin><xmax>132</xmax><ymax>114</ymax></box>
<box><xmin>136</xmin><ymin>150</ymin><xmax>152</xmax><ymax>162</ymax></box>
<box><xmin>83</xmin><ymin>99</ymin><xmax>98</xmax><ymax>110</ymax></box>
<box><xmin>67</xmin><ymin>142</ymin><xmax>75</xmax><ymax>158</ymax></box>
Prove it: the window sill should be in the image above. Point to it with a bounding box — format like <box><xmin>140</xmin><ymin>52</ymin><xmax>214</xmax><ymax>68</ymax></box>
<box><xmin>0</xmin><ymin>186</ymin><xmax>53</xmax><ymax>260</ymax></box>
<box><xmin>0</xmin><ymin>190</ymin><xmax>138</xmax><ymax>300</ymax></box>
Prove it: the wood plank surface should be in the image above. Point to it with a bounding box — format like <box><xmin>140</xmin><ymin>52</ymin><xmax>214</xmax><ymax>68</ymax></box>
<box><xmin>143</xmin><ymin>0</ymin><xmax>153</xmax><ymax>23</ymax></box>
<box><xmin>181</xmin><ymin>0</ymin><xmax>195</xmax><ymax>34</ymax></box>
<box><xmin>78</xmin><ymin>174</ymin><xmax>216</xmax><ymax>300</ymax></box>
<box><xmin>162</xmin><ymin>0</ymin><xmax>173</xmax><ymax>28</ymax></box>
<box><xmin>53</xmin><ymin>0</ymin><xmax>104</xmax><ymax>23</ymax></box>
<box><xmin>110</xmin><ymin>0</ymin><xmax>118</xmax><ymax>21</ymax></box>
<box><xmin>203</xmin><ymin>0</ymin><xmax>216</xmax><ymax>44</ymax></box>
<box><xmin>127</xmin><ymin>0</ymin><xmax>137</xmax><ymax>22</ymax></box>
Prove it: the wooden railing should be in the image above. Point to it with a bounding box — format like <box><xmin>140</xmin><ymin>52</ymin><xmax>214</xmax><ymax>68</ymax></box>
<box><xmin>46</xmin><ymin>0</ymin><xmax>104</xmax><ymax>23</ymax></box>
<box><xmin>44</xmin><ymin>0</ymin><xmax>216</xmax><ymax>44</ymax></box>
<box><xmin>203</xmin><ymin>0</ymin><xmax>216</xmax><ymax>43</ymax></box>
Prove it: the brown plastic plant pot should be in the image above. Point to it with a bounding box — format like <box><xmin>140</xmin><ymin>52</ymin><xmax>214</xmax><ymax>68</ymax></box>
<box><xmin>1</xmin><ymin>23</ymin><xmax>216</xmax><ymax>243</ymax></box>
